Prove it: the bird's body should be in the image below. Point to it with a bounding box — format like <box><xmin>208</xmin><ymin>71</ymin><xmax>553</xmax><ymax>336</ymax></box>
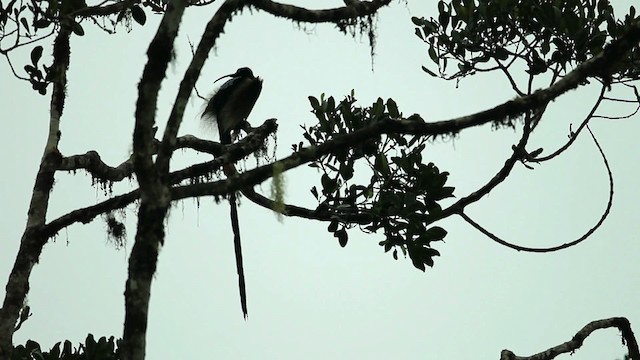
<box><xmin>202</xmin><ymin>67</ymin><xmax>263</xmax><ymax>144</ymax></box>
<box><xmin>202</xmin><ymin>67</ymin><xmax>262</xmax><ymax>319</ymax></box>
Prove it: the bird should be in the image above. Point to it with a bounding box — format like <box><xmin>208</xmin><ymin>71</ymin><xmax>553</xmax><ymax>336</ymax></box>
<box><xmin>202</xmin><ymin>67</ymin><xmax>263</xmax><ymax>144</ymax></box>
<box><xmin>201</xmin><ymin>67</ymin><xmax>262</xmax><ymax>319</ymax></box>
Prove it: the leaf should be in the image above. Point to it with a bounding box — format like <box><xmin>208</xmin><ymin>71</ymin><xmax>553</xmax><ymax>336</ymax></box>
<box><xmin>421</xmin><ymin>66</ymin><xmax>437</xmax><ymax>77</ymax></box>
<box><xmin>33</xmin><ymin>18</ymin><xmax>50</xmax><ymax>29</ymax></box>
<box><xmin>131</xmin><ymin>5</ymin><xmax>146</xmax><ymax>25</ymax></box>
<box><xmin>20</xmin><ymin>16</ymin><xmax>29</xmax><ymax>32</ymax></box>
<box><xmin>411</xmin><ymin>16</ymin><xmax>424</xmax><ymax>26</ymax></box>
<box><xmin>409</xmin><ymin>250</ymin><xmax>426</xmax><ymax>271</ymax></box>
<box><xmin>374</xmin><ymin>153</ymin><xmax>390</xmax><ymax>176</ymax></box>
<box><xmin>30</xmin><ymin>45</ymin><xmax>43</xmax><ymax>65</ymax></box>
<box><xmin>335</xmin><ymin>229</ymin><xmax>348</xmax><ymax>247</ymax></box>
<box><xmin>328</xmin><ymin>220</ymin><xmax>338</xmax><ymax>233</ymax></box>
<box><xmin>423</xmin><ymin>226</ymin><xmax>448</xmax><ymax>242</ymax></box>
<box><xmin>71</xmin><ymin>21</ymin><xmax>84</xmax><ymax>36</ymax></box>
<box><xmin>310</xmin><ymin>186</ymin><xmax>318</xmax><ymax>200</ymax></box>
<box><xmin>414</xmin><ymin>27</ymin><xmax>424</xmax><ymax>41</ymax></box>
<box><xmin>308</xmin><ymin>96</ymin><xmax>321</xmax><ymax>111</ymax></box>
<box><xmin>24</xmin><ymin>64</ymin><xmax>36</xmax><ymax>75</ymax></box>
<box><xmin>428</xmin><ymin>46</ymin><xmax>438</xmax><ymax>64</ymax></box>
<box><xmin>386</xmin><ymin>98</ymin><xmax>399</xmax><ymax>118</ymax></box>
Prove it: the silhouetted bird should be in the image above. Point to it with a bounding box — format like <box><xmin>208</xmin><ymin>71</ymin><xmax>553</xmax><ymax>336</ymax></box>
<box><xmin>202</xmin><ymin>67</ymin><xmax>263</xmax><ymax>319</ymax></box>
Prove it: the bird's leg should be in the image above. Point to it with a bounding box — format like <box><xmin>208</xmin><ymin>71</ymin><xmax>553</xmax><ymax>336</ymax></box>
<box><xmin>239</xmin><ymin>120</ymin><xmax>257</xmax><ymax>135</ymax></box>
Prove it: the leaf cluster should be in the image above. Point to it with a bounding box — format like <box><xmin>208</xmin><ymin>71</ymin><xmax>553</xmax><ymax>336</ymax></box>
<box><xmin>413</xmin><ymin>0</ymin><xmax>640</xmax><ymax>82</ymax></box>
<box><xmin>302</xmin><ymin>93</ymin><xmax>454</xmax><ymax>271</ymax></box>
<box><xmin>1</xmin><ymin>0</ymin><xmax>149</xmax><ymax>95</ymax></box>
<box><xmin>11</xmin><ymin>335</ymin><xmax>119</xmax><ymax>360</ymax></box>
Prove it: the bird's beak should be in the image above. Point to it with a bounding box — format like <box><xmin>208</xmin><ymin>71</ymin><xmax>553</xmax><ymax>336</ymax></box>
<box><xmin>214</xmin><ymin>73</ymin><xmax>233</xmax><ymax>83</ymax></box>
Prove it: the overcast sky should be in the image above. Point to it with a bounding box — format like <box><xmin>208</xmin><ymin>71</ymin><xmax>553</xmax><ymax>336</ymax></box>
<box><xmin>1</xmin><ymin>0</ymin><xmax>639</xmax><ymax>359</ymax></box>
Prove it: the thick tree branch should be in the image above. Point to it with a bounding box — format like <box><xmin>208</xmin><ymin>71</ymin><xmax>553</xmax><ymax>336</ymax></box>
<box><xmin>123</xmin><ymin>0</ymin><xmax>187</xmax><ymax>358</ymax></box>
<box><xmin>500</xmin><ymin>317</ymin><xmax>639</xmax><ymax>360</ymax></box>
<box><xmin>0</xmin><ymin>28</ymin><xmax>71</xmax><ymax>358</ymax></box>
<box><xmin>247</xmin><ymin>0</ymin><xmax>391</xmax><ymax>23</ymax></box>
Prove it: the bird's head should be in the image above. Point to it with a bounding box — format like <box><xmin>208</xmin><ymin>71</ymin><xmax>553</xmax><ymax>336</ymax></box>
<box><xmin>215</xmin><ymin>67</ymin><xmax>256</xmax><ymax>82</ymax></box>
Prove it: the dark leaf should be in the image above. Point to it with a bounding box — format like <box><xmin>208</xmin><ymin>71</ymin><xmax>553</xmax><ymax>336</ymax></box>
<box><xmin>421</xmin><ymin>66</ymin><xmax>438</xmax><ymax>77</ymax></box>
<box><xmin>328</xmin><ymin>220</ymin><xmax>338</xmax><ymax>233</ymax></box>
<box><xmin>414</xmin><ymin>27</ymin><xmax>424</xmax><ymax>41</ymax></box>
<box><xmin>30</xmin><ymin>45</ymin><xmax>43</xmax><ymax>65</ymax></box>
<box><xmin>131</xmin><ymin>5</ymin><xmax>146</xmax><ymax>25</ymax></box>
<box><xmin>24</xmin><ymin>64</ymin><xmax>36</xmax><ymax>75</ymax></box>
<box><xmin>310</xmin><ymin>186</ymin><xmax>318</xmax><ymax>200</ymax></box>
<box><xmin>33</xmin><ymin>18</ymin><xmax>50</xmax><ymax>28</ymax></box>
<box><xmin>411</xmin><ymin>16</ymin><xmax>424</xmax><ymax>26</ymax></box>
<box><xmin>308</xmin><ymin>96</ymin><xmax>321</xmax><ymax>111</ymax></box>
<box><xmin>71</xmin><ymin>21</ymin><xmax>84</xmax><ymax>36</ymax></box>
<box><xmin>20</xmin><ymin>16</ymin><xmax>29</xmax><ymax>32</ymax></box>
<box><xmin>335</xmin><ymin>229</ymin><xmax>348</xmax><ymax>247</ymax></box>
<box><xmin>386</xmin><ymin>98</ymin><xmax>399</xmax><ymax>118</ymax></box>
<box><xmin>424</xmin><ymin>226</ymin><xmax>448</xmax><ymax>242</ymax></box>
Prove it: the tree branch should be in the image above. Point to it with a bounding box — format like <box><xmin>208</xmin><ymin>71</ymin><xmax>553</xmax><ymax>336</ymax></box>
<box><xmin>247</xmin><ymin>0</ymin><xmax>391</xmax><ymax>23</ymax></box>
<box><xmin>123</xmin><ymin>0</ymin><xmax>187</xmax><ymax>358</ymax></box>
<box><xmin>458</xmin><ymin>124</ymin><xmax>614</xmax><ymax>253</ymax></box>
<box><xmin>0</xmin><ymin>28</ymin><xmax>71</xmax><ymax>358</ymax></box>
<box><xmin>500</xmin><ymin>317</ymin><xmax>639</xmax><ymax>360</ymax></box>
<box><xmin>42</xmin><ymin>120</ymin><xmax>277</xmax><ymax>238</ymax></box>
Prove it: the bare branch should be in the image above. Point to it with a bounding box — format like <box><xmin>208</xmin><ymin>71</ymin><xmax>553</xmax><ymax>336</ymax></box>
<box><xmin>247</xmin><ymin>0</ymin><xmax>391</xmax><ymax>23</ymax></box>
<box><xmin>500</xmin><ymin>317</ymin><xmax>639</xmax><ymax>360</ymax></box>
<box><xmin>534</xmin><ymin>85</ymin><xmax>606</xmax><ymax>162</ymax></box>
<box><xmin>459</xmin><ymin>124</ymin><xmax>614</xmax><ymax>253</ymax></box>
<box><xmin>43</xmin><ymin>189</ymin><xmax>140</xmax><ymax>239</ymax></box>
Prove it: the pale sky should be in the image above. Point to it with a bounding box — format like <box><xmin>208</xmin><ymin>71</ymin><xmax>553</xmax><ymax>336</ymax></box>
<box><xmin>1</xmin><ymin>1</ymin><xmax>639</xmax><ymax>359</ymax></box>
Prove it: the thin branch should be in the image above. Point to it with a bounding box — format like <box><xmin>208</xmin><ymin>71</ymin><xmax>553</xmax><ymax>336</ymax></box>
<box><xmin>533</xmin><ymin>85</ymin><xmax>606</xmax><ymax>162</ymax></box>
<box><xmin>495</xmin><ymin>58</ymin><xmax>525</xmax><ymax>96</ymax></box>
<box><xmin>436</xmin><ymin>113</ymin><xmax>534</xmax><ymax>221</ymax></box>
<box><xmin>42</xmin><ymin>190</ymin><xmax>140</xmax><ymax>238</ymax></box>
<box><xmin>459</xmin><ymin>124</ymin><xmax>614</xmax><ymax>253</ymax></box>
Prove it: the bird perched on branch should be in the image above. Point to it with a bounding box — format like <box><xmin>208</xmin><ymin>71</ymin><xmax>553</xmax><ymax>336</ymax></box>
<box><xmin>202</xmin><ymin>67</ymin><xmax>263</xmax><ymax>319</ymax></box>
<box><xmin>202</xmin><ymin>67</ymin><xmax>263</xmax><ymax>144</ymax></box>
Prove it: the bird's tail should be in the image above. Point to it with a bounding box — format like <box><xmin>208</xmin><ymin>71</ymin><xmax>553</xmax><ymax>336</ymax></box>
<box><xmin>224</xmin><ymin>163</ymin><xmax>247</xmax><ymax>319</ymax></box>
<box><xmin>229</xmin><ymin>191</ymin><xmax>247</xmax><ymax>319</ymax></box>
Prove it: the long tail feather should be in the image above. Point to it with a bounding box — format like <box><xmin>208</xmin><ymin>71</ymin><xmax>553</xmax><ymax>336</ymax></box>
<box><xmin>229</xmin><ymin>191</ymin><xmax>247</xmax><ymax>318</ymax></box>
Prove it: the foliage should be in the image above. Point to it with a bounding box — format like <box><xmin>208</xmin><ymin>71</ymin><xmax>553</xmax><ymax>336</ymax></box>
<box><xmin>0</xmin><ymin>0</ymin><xmax>149</xmax><ymax>95</ymax></box>
<box><xmin>12</xmin><ymin>335</ymin><xmax>119</xmax><ymax>360</ymax></box>
<box><xmin>413</xmin><ymin>0</ymin><xmax>640</xmax><ymax>85</ymax></box>
<box><xmin>304</xmin><ymin>93</ymin><xmax>453</xmax><ymax>270</ymax></box>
